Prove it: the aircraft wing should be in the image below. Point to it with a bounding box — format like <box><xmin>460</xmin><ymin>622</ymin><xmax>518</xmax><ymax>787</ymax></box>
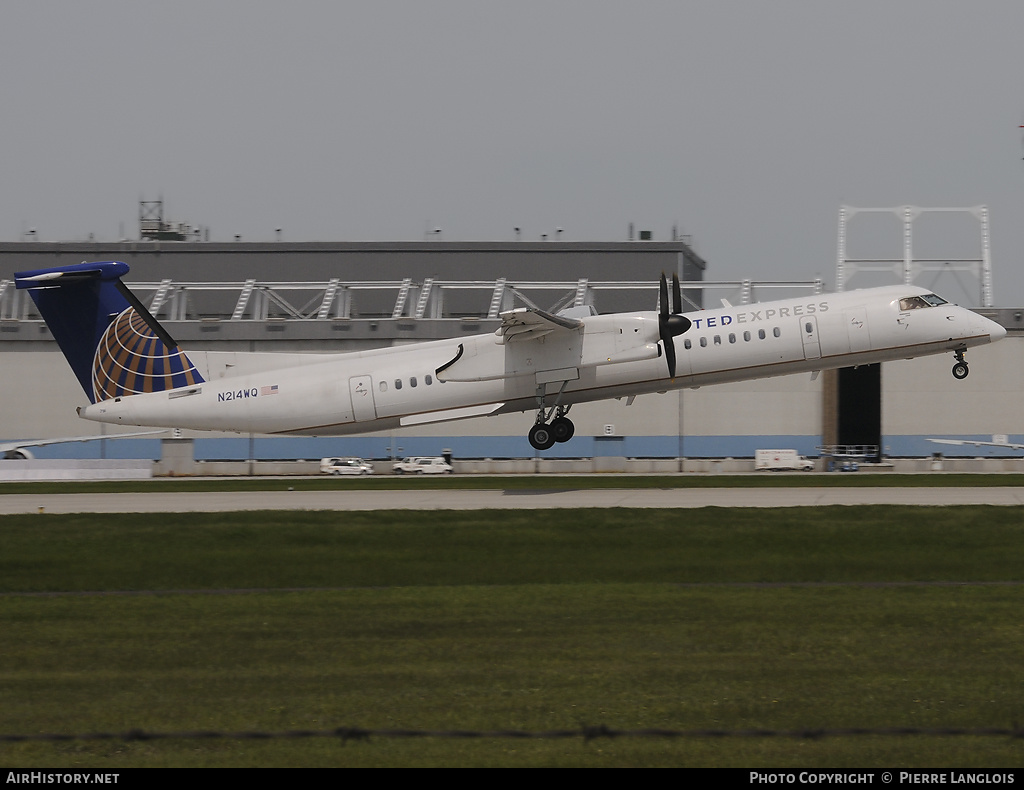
<box><xmin>495</xmin><ymin>307</ymin><xmax>583</xmax><ymax>344</ymax></box>
<box><xmin>0</xmin><ymin>430</ymin><xmax>166</xmax><ymax>454</ymax></box>
<box><xmin>927</xmin><ymin>438</ymin><xmax>1024</xmax><ymax>451</ymax></box>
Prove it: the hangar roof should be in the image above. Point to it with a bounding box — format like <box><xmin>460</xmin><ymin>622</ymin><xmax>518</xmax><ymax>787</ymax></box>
<box><xmin>0</xmin><ymin>240</ymin><xmax>706</xmax><ymax>286</ymax></box>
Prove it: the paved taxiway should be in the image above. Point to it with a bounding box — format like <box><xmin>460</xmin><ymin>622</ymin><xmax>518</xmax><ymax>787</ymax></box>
<box><xmin>0</xmin><ymin>487</ymin><xmax>1022</xmax><ymax>514</ymax></box>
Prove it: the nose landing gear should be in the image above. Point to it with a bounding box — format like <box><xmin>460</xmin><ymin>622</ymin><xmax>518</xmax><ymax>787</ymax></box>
<box><xmin>952</xmin><ymin>348</ymin><xmax>969</xmax><ymax>380</ymax></box>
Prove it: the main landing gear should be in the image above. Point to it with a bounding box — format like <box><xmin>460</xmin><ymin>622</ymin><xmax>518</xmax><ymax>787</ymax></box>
<box><xmin>952</xmin><ymin>348</ymin><xmax>969</xmax><ymax>380</ymax></box>
<box><xmin>528</xmin><ymin>382</ymin><xmax>575</xmax><ymax>451</ymax></box>
<box><xmin>529</xmin><ymin>409</ymin><xmax>575</xmax><ymax>451</ymax></box>
<box><xmin>529</xmin><ymin>410</ymin><xmax>575</xmax><ymax>451</ymax></box>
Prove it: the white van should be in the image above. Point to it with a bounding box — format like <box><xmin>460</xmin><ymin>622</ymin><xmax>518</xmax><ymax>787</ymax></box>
<box><xmin>392</xmin><ymin>457</ymin><xmax>454</xmax><ymax>475</ymax></box>
<box><xmin>754</xmin><ymin>449</ymin><xmax>814</xmax><ymax>472</ymax></box>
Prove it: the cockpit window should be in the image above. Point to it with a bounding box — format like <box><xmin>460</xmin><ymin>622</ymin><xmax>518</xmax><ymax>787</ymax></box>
<box><xmin>899</xmin><ymin>293</ymin><xmax>948</xmax><ymax>310</ymax></box>
<box><xmin>899</xmin><ymin>296</ymin><xmax>932</xmax><ymax>311</ymax></box>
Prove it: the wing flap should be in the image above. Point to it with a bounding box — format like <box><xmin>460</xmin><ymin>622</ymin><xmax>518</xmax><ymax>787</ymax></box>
<box><xmin>495</xmin><ymin>307</ymin><xmax>583</xmax><ymax>344</ymax></box>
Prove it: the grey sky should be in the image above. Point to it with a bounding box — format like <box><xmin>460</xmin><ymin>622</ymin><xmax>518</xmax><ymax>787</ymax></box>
<box><xmin>2</xmin><ymin>1</ymin><xmax>1023</xmax><ymax>304</ymax></box>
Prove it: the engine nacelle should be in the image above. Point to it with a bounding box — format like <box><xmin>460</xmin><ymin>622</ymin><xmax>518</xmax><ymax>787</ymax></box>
<box><xmin>578</xmin><ymin>313</ymin><xmax>661</xmax><ymax>368</ymax></box>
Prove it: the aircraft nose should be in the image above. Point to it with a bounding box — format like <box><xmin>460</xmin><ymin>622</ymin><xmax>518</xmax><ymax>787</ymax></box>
<box><xmin>970</xmin><ymin>310</ymin><xmax>1006</xmax><ymax>343</ymax></box>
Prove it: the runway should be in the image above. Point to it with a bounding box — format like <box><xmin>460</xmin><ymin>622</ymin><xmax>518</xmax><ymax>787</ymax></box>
<box><xmin>1</xmin><ymin>486</ymin><xmax>1022</xmax><ymax>514</ymax></box>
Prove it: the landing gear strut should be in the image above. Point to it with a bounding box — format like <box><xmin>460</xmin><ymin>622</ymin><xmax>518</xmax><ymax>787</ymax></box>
<box><xmin>952</xmin><ymin>348</ymin><xmax>969</xmax><ymax>380</ymax></box>
<box><xmin>528</xmin><ymin>383</ymin><xmax>575</xmax><ymax>451</ymax></box>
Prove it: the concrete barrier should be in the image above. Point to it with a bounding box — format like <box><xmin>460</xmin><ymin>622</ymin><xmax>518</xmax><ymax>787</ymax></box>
<box><xmin>0</xmin><ymin>459</ymin><xmax>152</xmax><ymax>481</ymax></box>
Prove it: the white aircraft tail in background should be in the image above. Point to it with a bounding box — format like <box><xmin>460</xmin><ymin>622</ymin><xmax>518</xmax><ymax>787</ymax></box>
<box><xmin>928</xmin><ymin>437</ymin><xmax>1023</xmax><ymax>452</ymax></box>
<box><xmin>0</xmin><ymin>431</ymin><xmax>164</xmax><ymax>460</ymax></box>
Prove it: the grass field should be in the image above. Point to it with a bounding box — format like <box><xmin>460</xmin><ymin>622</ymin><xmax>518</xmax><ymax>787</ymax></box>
<box><xmin>1</xmin><ymin>506</ymin><xmax>1023</xmax><ymax>767</ymax></box>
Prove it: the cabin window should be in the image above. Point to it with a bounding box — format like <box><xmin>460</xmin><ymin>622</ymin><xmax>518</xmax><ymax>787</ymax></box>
<box><xmin>758</xmin><ymin>329</ymin><xmax>766</xmax><ymax>340</ymax></box>
<box><xmin>379</xmin><ymin>381</ymin><xmax>388</xmax><ymax>392</ymax></box>
<box><xmin>394</xmin><ymin>379</ymin><xmax>402</xmax><ymax>390</ymax></box>
<box><xmin>805</xmin><ymin>322</ymin><xmax>813</xmax><ymax>334</ymax></box>
<box><xmin>729</xmin><ymin>333</ymin><xmax>736</xmax><ymax>344</ymax></box>
<box><xmin>684</xmin><ymin>339</ymin><xmax>692</xmax><ymax>349</ymax></box>
<box><xmin>713</xmin><ymin>335</ymin><xmax>721</xmax><ymax>345</ymax></box>
<box><xmin>773</xmin><ymin>327</ymin><xmax>781</xmax><ymax>338</ymax></box>
<box><xmin>410</xmin><ymin>377</ymin><xmax>417</xmax><ymax>388</ymax></box>
<box><xmin>699</xmin><ymin>337</ymin><xmax>707</xmax><ymax>348</ymax></box>
<box><xmin>743</xmin><ymin>331</ymin><xmax>751</xmax><ymax>342</ymax></box>
<box><xmin>425</xmin><ymin>374</ymin><xmax>433</xmax><ymax>385</ymax></box>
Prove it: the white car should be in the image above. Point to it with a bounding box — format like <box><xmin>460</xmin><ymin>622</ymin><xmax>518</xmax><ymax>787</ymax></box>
<box><xmin>320</xmin><ymin>457</ymin><xmax>374</xmax><ymax>475</ymax></box>
<box><xmin>392</xmin><ymin>456</ymin><xmax>453</xmax><ymax>475</ymax></box>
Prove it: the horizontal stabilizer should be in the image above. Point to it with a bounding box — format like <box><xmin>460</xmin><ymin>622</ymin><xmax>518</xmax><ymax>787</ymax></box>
<box><xmin>15</xmin><ymin>260</ymin><xmax>129</xmax><ymax>285</ymax></box>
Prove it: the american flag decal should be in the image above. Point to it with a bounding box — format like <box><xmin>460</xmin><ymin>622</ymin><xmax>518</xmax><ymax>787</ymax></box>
<box><xmin>260</xmin><ymin>385</ymin><xmax>279</xmax><ymax>396</ymax></box>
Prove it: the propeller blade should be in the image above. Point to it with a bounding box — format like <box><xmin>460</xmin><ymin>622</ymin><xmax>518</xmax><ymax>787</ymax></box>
<box><xmin>663</xmin><ymin>336</ymin><xmax>677</xmax><ymax>379</ymax></box>
<box><xmin>657</xmin><ymin>273</ymin><xmax>689</xmax><ymax>379</ymax></box>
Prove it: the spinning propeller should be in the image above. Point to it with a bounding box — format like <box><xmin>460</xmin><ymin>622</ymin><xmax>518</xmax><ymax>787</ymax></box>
<box><xmin>659</xmin><ymin>273</ymin><xmax>691</xmax><ymax>378</ymax></box>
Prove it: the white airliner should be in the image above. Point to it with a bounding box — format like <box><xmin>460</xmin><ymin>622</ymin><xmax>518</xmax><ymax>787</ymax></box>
<box><xmin>14</xmin><ymin>261</ymin><xmax>1006</xmax><ymax>451</ymax></box>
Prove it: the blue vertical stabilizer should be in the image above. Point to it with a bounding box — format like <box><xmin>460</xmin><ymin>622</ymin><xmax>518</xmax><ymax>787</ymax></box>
<box><xmin>15</xmin><ymin>261</ymin><xmax>204</xmax><ymax>403</ymax></box>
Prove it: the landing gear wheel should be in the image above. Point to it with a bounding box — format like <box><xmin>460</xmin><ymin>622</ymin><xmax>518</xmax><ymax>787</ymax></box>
<box><xmin>952</xmin><ymin>349</ymin><xmax>969</xmax><ymax>379</ymax></box>
<box><xmin>550</xmin><ymin>416</ymin><xmax>575</xmax><ymax>443</ymax></box>
<box><xmin>529</xmin><ymin>423</ymin><xmax>557</xmax><ymax>451</ymax></box>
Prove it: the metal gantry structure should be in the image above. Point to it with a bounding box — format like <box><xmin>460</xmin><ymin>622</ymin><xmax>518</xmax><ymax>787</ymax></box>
<box><xmin>836</xmin><ymin>205</ymin><xmax>993</xmax><ymax>307</ymax></box>
<box><xmin>0</xmin><ymin>278</ymin><xmax>825</xmax><ymax>325</ymax></box>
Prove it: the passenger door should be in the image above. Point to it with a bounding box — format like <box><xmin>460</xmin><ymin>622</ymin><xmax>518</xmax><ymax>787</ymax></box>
<box><xmin>844</xmin><ymin>307</ymin><xmax>870</xmax><ymax>353</ymax></box>
<box><xmin>801</xmin><ymin>316</ymin><xmax>822</xmax><ymax>361</ymax></box>
<box><xmin>348</xmin><ymin>375</ymin><xmax>377</xmax><ymax>422</ymax></box>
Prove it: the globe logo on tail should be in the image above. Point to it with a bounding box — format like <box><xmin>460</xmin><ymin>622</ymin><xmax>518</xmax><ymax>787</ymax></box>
<box><xmin>92</xmin><ymin>307</ymin><xmax>204</xmax><ymax>402</ymax></box>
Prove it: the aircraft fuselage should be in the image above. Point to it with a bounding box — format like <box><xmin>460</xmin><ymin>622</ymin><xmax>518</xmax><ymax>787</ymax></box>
<box><xmin>77</xmin><ymin>284</ymin><xmax>1005</xmax><ymax>438</ymax></box>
